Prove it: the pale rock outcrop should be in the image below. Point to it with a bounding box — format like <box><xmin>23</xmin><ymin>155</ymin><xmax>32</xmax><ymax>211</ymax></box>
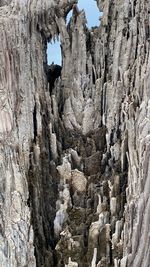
<box><xmin>0</xmin><ymin>0</ymin><xmax>150</xmax><ymax>266</ymax></box>
<box><xmin>71</xmin><ymin>169</ymin><xmax>87</xmax><ymax>192</ymax></box>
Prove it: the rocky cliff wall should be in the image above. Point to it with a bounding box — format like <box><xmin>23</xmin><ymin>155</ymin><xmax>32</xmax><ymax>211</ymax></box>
<box><xmin>0</xmin><ymin>0</ymin><xmax>149</xmax><ymax>266</ymax></box>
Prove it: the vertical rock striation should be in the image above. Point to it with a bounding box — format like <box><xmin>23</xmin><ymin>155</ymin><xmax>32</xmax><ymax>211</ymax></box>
<box><xmin>0</xmin><ymin>0</ymin><xmax>149</xmax><ymax>266</ymax></box>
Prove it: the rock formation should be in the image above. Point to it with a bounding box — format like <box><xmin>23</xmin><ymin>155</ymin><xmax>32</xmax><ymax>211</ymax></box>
<box><xmin>0</xmin><ymin>0</ymin><xmax>149</xmax><ymax>266</ymax></box>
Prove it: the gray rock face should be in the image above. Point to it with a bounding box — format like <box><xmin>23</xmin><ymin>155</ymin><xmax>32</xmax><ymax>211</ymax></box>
<box><xmin>0</xmin><ymin>0</ymin><xmax>150</xmax><ymax>266</ymax></box>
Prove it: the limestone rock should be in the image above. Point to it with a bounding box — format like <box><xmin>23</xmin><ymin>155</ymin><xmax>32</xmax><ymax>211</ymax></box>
<box><xmin>0</xmin><ymin>0</ymin><xmax>150</xmax><ymax>266</ymax></box>
<box><xmin>71</xmin><ymin>169</ymin><xmax>87</xmax><ymax>193</ymax></box>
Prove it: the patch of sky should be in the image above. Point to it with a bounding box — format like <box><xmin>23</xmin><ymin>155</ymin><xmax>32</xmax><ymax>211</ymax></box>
<box><xmin>47</xmin><ymin>0</ymin><xmax>102</xmax><ymax>65</ymax></box>
<box><xmin>47</xmin><ymin>38</ymin><xmax>61</xmax><ymax>65</ymax></box>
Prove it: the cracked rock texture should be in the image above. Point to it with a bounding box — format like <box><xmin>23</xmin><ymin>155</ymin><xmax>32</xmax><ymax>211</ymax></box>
<box><xmin>0</xmin><ymin>0</ymin><xmax>150</xmax><ymax>266</ymax></box>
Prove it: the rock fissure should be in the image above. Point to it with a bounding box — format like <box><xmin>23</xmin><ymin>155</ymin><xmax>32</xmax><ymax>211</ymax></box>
<box><xmin>0</xmin><ymin>0</ymin><xmax>150</xmax><ymax>266</ymax></box>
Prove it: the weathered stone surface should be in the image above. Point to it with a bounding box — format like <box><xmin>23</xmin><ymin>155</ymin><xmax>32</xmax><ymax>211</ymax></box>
<box><xmin>0</xmin><ymin>0</ymin><xmax>150</xmax><ymax>266</ymax></box>
<box><xmin>71</xmin><ymin>169</ymin><xmax>87</xmax><ymax>193</ymax></box>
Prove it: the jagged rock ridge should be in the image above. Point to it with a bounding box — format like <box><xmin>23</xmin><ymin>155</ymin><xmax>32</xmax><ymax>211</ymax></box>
<box><xmin>0</xmin><ymin>0</ymin><xmax>149</xmax><ymax>266</ymax></box>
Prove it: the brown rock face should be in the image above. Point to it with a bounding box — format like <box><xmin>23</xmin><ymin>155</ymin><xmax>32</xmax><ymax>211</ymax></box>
<box><xmin>0</xmin><ymin>0</ymin><xmax>150</xmax><ymax>266</ymax></box>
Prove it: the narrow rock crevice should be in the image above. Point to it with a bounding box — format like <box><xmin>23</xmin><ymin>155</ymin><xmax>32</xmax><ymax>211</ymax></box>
<box><xmin>1</xmin><ymin>0</ymin><xmax>149</xmax><ymax>266</ymax></box>
<box><xmin>27</xmin><ymin>2</ymin><xmax>130</xmax><ymax>266</ymax></box>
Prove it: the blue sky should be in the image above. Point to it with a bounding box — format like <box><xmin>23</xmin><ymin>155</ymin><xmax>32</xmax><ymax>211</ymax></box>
<box><xmin>47</xmin><ymin>0</ymin><xmax>100</xmax><ymax>65</ymax></box>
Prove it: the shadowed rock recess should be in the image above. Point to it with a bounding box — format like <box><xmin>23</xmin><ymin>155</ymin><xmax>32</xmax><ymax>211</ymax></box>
<box><xmin>0</xmin><ymin>0</ymin><xmax>150</xmax><ymax>266</ymax></box>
